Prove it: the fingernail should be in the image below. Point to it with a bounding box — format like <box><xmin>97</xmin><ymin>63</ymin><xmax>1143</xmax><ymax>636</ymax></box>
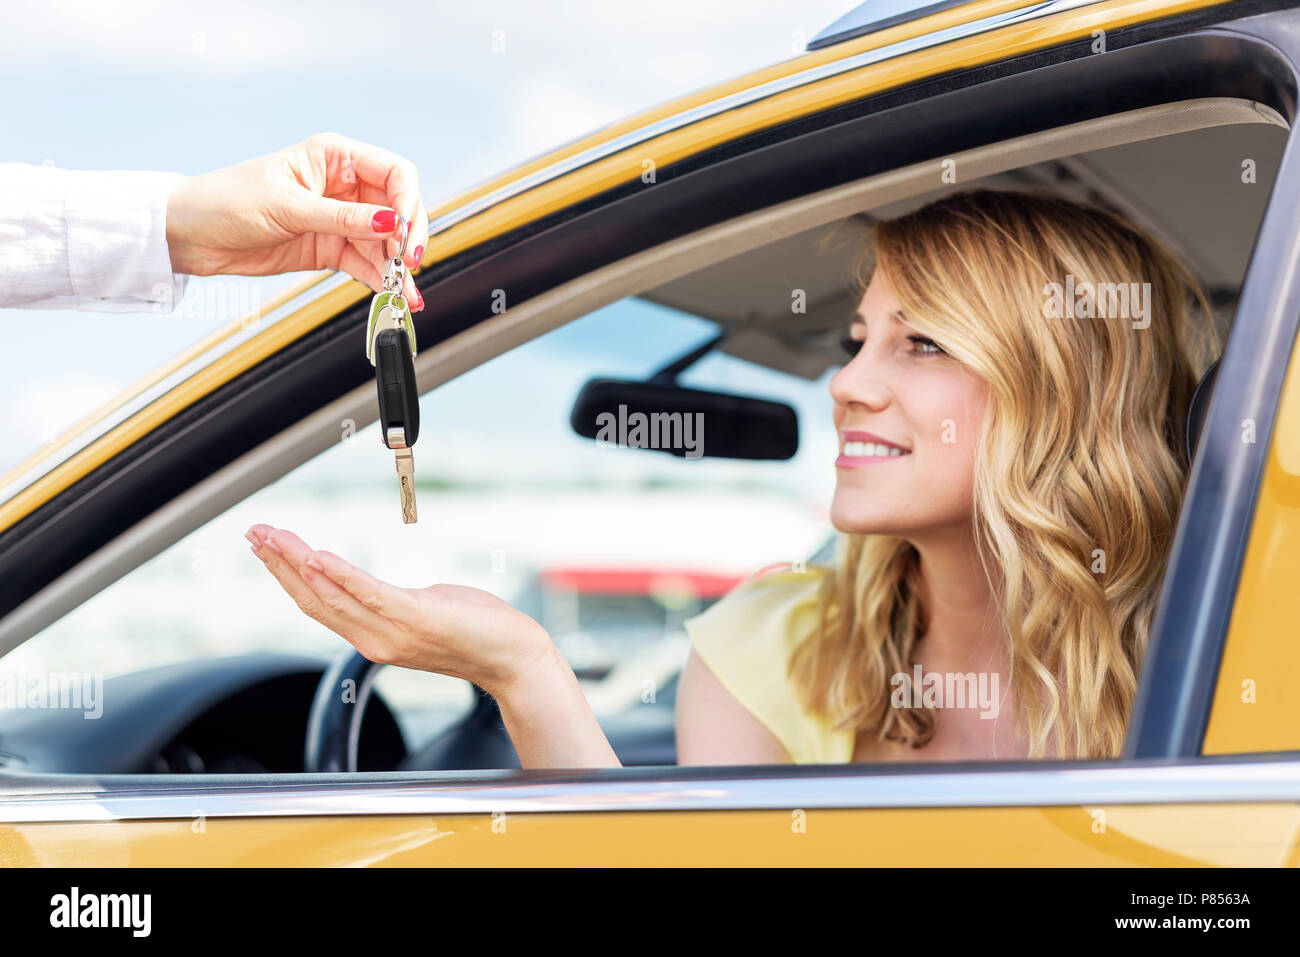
<box><xmin>413</xmin><ymin>245</ymin><xmax>424</xmax><ymax>264</ymax></box>
<box><xmin>371</xmin><ymin>209</ymin><xmax>397</xmax><ymax>233</ymax></box>
<box><xmin>306</xmin><ymin>557</ymin><xmax>325</xmax><ymax>572</ymax></box>
<box><xmin>414</xmin><ymin>291</ymin><xmax>424</xmax><ymax>311</ymax></box>
<box><xmin>264</xmin><ymin>535</ymin><xmax>282</xmax><ymax>554</ymax></box>
<box><xmin>244</xmin><ymin>530</ymin><xmax>261</xmax><ymax>546</ymax></box>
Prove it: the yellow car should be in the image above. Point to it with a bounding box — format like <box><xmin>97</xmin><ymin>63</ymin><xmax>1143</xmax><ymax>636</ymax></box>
<box><xmin>3</xmin><ymin>0</ymin><xmax>1300</xmax><ymax>866</ymax></box>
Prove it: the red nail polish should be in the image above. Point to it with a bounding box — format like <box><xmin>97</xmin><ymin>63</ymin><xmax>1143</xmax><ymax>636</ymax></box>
<box><xmin>371</xmin><ymin>209</ymin><xmax>397</xmax><ymax>232</ymax></box>
<box><xmin>413</xmin><ymin>245</ymin><xmax>424</xmax><ymax>264</ymax></box>
<box><xmin>415</xmin><ymin>291</ymin><xmax>424</xmax><ymax>311</ymax></box>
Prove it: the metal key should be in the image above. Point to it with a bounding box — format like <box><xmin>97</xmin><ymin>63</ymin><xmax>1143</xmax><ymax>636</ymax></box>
<box><xmin>375</xmin><ymin>326</ymin><xmax>420</xmax><ymax>523</ymax></box>
<box><xmin>368</xmin><ymin>216</ymin><xmax>421</xmax><ymax>523</ymax></box>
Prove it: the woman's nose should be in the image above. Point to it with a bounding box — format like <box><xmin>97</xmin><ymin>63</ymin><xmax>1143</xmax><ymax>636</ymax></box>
<box><xmin>830</xmin><ymin>353</ymin><xmax>892</xmax><ymax>411</ymax></box>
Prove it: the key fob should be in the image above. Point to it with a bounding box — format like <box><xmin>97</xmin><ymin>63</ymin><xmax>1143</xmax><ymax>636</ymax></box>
<box><xmin>365</xmin><ymin>292</ymin><xmax>415</xmax><ymax>366</ymax></box>
<box><xmin>374</xmin><ymin>327</ymin><xmax>420</xmax><ymax>449</ymax></box>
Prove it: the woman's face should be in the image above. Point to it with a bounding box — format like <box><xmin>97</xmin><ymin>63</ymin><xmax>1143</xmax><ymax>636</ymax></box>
<box><xmin>829</xmin><ymin>267</ymin><xmax>990</xmax><ymax>540</ymax></box>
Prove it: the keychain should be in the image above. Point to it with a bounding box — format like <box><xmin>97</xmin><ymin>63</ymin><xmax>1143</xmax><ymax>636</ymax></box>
<box><xmin>367</xmin><ymin>216</ymin><xmax>420</xmax><ymax>523</ymax></box>
<box><xmin>365</xmin><ymin>216</ymin><xmax>418</xmax><ymax>365</ymax></box>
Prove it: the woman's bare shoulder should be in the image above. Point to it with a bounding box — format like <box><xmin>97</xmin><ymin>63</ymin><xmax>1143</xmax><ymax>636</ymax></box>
<box><xmin>675</xmin><ymin>646</ymin><xmax>793</xmax><ymax>765</ymax></box>
<box><xmin>675</xmin><ymin>564</ymin><xmax>835</xmax><ymax>766</ymax></box>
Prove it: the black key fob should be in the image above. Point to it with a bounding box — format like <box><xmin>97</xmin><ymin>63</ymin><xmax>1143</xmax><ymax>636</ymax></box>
<box><xmin>374</xmin><ymin>327</ymin><xmax>420</xmax><ymax>449</ymax></box>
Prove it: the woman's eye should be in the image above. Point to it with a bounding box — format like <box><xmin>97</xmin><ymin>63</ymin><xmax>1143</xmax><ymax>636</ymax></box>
<box><xmin>841</xmin><ymin>334</ymin><xmax>864</xmax><ymax>358</ymax></box>
<box><xmin>908</xmin><ymin>335</ymin><xmax>944</xmax><ymax>356</ymax></box>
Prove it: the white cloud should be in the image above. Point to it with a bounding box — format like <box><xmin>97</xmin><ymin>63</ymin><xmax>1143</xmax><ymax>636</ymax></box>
<box><xmin>3</xmin><ymin>0</ymin><xmax>847</xmax><ymax>82</ymax></box>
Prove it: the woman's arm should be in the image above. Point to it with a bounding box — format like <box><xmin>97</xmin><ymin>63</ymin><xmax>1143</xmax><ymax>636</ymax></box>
<box><xmin>247</xmin><ymin>524</ymin><xmax>620</xmax><ymax>769</ymax></box>
<box><xmin>1</xmin><ymin>133</ymin><xmax>427</xmax><ymax>312</ymax></box>
<box><xmin>0</xmin><ymin>163</ymin><xmax>186</xmax><ymax>311</ymax></box>
<box><xmin>494</xmin><ymin>644</ymin><xmax>621</xmax><ymax>768</ymax></box>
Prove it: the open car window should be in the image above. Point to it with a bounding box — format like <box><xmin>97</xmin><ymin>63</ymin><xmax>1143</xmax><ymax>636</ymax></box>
<box><xmin>0</xmin><ymin>296</ymin><xmax>837</xmax><ymax>766</ymax></box>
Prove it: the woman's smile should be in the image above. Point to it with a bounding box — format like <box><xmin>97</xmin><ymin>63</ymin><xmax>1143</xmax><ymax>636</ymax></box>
<box><xmin>836</xmin><ymin>429</ymin><xmax>912</xmax><ymax>467</ymax></box>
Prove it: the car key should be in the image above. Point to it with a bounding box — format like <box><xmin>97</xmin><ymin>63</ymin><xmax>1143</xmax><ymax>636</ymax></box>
<box><xmin>375</xmin><ymin>326</ymin><xmax>420</xmax><ymax>523</ymax></box>
<box><xmin>367</xmin><ymin>216</ymin><xmax>421</xmax><ymax>524</ymax></box>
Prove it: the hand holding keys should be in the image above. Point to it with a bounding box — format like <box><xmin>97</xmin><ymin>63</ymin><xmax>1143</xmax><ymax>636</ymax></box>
<box><xmin>367</xmin><ymin>216</ymin><xmax>421</xmax><ymax>524</ymax></box>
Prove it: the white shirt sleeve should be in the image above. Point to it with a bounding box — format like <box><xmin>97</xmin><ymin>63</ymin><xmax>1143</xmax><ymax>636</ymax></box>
<box><xmin>0</xmin><ymin>163</ymin><xmax>189</xmax><ymax>313</ymax></box>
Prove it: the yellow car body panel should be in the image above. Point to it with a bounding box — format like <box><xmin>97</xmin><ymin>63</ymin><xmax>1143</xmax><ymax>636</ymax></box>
<box><xmin>4</xmin><ymin>803</ymin><xmax>1300</xmax><ymax>866</ymax></box>
<box><xmin>1204</xmin><ymin>342</ymin><xmax>1300</xmax><ymax>753</ymax></box>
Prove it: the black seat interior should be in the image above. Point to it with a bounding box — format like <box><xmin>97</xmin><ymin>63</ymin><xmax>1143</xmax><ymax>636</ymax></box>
<box><xmin>398</xmin><ymin>679</ymin><xmax>679</xmax><ymax>770</ymax></box>
<box><xmin>1185</xmin><ymin>358</ymin><xmax>1221</xmax><ymax>462</ymax></box>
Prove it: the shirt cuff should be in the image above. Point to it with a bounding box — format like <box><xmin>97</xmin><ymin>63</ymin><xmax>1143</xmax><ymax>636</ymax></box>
<box><xmin>63</xmin><ymin>169</ymin><xmax>189</xmax><ymax>313</ymax></box>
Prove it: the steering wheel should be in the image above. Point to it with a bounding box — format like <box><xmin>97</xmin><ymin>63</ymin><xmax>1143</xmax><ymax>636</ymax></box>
<box><xmin>304</xmin><ymin>648</ymin><xmax>383</xmax><ymax>773</ymax></box>
<box><xmin>304</xmin><ymin>648</ymin><xmax>520</xmax><ymax>772</ymax></box>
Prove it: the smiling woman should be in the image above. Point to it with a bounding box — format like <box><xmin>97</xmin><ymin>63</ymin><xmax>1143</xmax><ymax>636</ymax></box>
<box><xmin>775</xmin><ymin>188</ymin><xmax>1216</xmax><ymax>763</ymax></box>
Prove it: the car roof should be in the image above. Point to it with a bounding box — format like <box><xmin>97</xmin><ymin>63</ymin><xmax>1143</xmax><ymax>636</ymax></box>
<box><xmin>644</xmin><ymin>119</ymin><xmax>1286</xmax><ymax>381</ymax></box>
<box><xmin>809</xmin><ymin>0</ymin><xmax>979</xmax><ymax>49</ymax></box>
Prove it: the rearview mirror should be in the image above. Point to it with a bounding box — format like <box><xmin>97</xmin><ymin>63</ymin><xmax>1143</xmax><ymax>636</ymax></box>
<box><xmin>569</xmin><ymin>377</ymin><xmax>799</xmax><ymax>460</ymax></box>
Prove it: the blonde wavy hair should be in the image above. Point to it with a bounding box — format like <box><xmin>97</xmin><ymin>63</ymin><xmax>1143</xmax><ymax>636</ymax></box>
<box><xmin>789</xmin><ymin>188</ymin><xmax>1217</xmax><ymax>759</ymax></box>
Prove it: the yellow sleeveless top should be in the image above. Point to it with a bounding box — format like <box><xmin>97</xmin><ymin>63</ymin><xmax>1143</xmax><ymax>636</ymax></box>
<box><xmin>683</xmin><ymin>565</ymin><xmax>855</xmax><ymax>764</ymax></box>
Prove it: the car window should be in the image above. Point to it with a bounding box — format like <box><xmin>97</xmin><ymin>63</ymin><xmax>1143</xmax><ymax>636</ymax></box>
<box><xmin>0</xmin><ymin>296</ymin><xmax>838</xmax><ymax>749</ymax></box>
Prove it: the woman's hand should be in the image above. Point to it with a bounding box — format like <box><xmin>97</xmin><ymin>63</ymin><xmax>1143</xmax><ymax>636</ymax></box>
<box><xmin>245</xmin><ymin>523</ymin><xmax>623</xmax><ymax>768</ymax></box>
<box><xmin>165</xmin><ymin>132</ymin><xmax>428</xmax><ymax>308</ymax></box>
<box><xmin>244</xmin><ymin>524</ymin><xmax>553</xmax><ymax>697</ymax></box>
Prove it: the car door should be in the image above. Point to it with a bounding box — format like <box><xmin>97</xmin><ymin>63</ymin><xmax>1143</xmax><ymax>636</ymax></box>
<box><xmin>4</xmin><ymin>0</ymin><xmax>1300</xmax><ymax>866</ymax></box>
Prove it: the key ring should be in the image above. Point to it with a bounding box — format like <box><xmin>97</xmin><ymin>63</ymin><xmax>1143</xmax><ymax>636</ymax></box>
<box><xmin>382</xmin><ymin>215</ymin><xmax>410</xmax><ymax>294</ymax></box>
<box><xmin>388</xmin><ymin>214</ymin><xmax>410</xmax><ymax>263</ymax></box>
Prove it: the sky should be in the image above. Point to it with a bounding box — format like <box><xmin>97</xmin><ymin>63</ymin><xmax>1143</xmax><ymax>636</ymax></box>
<box><xmin>0</xmin><ymin>0</ymin><xmax>852</xmax><ymax>476</ymax></box>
